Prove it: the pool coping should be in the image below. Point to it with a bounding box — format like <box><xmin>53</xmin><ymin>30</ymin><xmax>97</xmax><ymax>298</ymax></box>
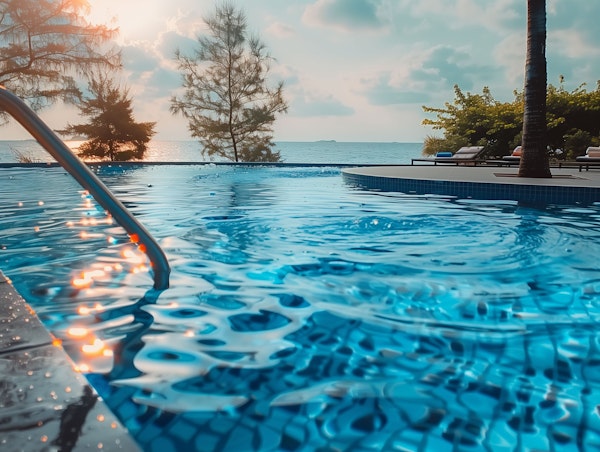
<box><xmin>0</xmin><ymin>161</ymin><xmax>392</xmax><ymax>168</ymax></box>
<box><xmin>342</xmin><ymin>165</ymin><xmax>600</xmax><ymax>204</ymax></box>
<box><xmin>0</xmin><ymin>270</ymin><xmax>141</xmax><ymax>451</ymax></box>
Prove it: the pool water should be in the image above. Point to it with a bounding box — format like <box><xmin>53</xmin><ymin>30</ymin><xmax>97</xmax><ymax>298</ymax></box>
<box><xmin>2</xmin><ymin>165</ymin><xmax>600</xmax><ymax>451</ymax></box>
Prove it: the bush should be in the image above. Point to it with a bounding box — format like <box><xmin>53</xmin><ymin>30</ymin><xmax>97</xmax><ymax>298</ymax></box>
<box><xmin>422</xmin><ymin>80</ymin><xmax>600</xmax><ymax>159</ymax></box>
<box><xmin>563</xmin><ymin>129</ymin><xmax>592</xmax><ymax>159</ymax></box>
<box><xmin>422</xmin><ymin>135</ymin><xmax>469</xmax><ymax>157</ymax></box>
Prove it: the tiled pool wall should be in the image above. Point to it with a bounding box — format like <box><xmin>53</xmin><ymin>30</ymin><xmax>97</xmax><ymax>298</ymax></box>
<box><xmin>342</xmin><ymin>172</ymin><xmax>600</xmax><ymax>204</ymax></box>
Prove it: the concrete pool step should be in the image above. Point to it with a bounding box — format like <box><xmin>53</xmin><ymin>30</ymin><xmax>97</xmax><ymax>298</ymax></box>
<box><xmin>0</xmin><ymin>270</ymin><xmax>140</xmax><ymax>451</ymax></box>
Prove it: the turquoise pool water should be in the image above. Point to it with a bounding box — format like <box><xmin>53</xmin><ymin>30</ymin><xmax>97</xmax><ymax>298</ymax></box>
<box><xmin>2</xmin><ymin>165</ymin><xmax>600</xmax><ymax>451</ymax></box>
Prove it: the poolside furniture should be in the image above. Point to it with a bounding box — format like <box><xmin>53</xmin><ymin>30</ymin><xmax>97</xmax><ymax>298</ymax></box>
<box><xmin>554</xmin><ymin>147</ymin><xmax>600</xmax><ymax>171</ymax></box>
<box><xmin>484</xmin><ymin>158</ymin><xmax>520</xmax><ymax>167</ymax></box>
<box><xmin>411</xmin><ymin>146</ymin><xmax>486</xmax><ymax>165</ymax></box>
<box><xmin>502</xmin><ymin>146</ymin><xmax>522</xmax><ymax>161</ymax></box>
<box><xmin>576</xmin><ymin>146</ymin><xmax>600</xmax><ymax>162</ymax></box>
<box><xmin>484</xmin><ymin>146</ymin><xmax>521</xmax><ymax>167</ymax></box>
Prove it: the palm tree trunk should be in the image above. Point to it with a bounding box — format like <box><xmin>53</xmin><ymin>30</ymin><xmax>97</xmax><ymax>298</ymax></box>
<box><xmin>518</xmin><ymin>0</ymin><xmax>551</xmax><ymax>178</ymax></box>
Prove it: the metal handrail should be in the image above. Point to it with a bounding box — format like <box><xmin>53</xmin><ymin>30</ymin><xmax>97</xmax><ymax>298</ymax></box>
<box><xmin>0</xmin><ymin>86</ymin><xmax>170</xmax><ymax>290</ymax></box>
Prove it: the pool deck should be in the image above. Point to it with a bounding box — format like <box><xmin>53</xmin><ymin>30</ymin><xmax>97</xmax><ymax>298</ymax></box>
<box><xmin>342</xmin><ymin>165</ymin><xmax>600</xmax><ymax>203</ymax></box>
<box><xmin>0</xmin><ymin>270</ymin><xmax>140</xmax><ymax>451</ymax></box>
<box><xmin>344</xmin><ymin>164</ymin><xmax>600</xmax><ymax>185</ymax></box>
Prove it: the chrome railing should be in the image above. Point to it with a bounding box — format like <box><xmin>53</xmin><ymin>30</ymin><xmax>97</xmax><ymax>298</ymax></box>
<box><xmin>0</xmin><ymin>86</ymin><xmax>170</xmax><ymax>290</ymax></box>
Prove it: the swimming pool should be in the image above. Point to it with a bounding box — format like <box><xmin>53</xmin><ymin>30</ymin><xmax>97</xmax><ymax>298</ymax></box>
<box><xmin>2</xmin><ymin>164</ymin><xmax>600</xmax><ymax>451</ymax></box>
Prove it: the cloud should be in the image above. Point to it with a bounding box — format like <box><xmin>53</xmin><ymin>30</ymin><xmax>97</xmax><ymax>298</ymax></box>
<box><xmin>549</xmin><ymin>0</ymin><xmax>600</xmax><ymax>32</ymax></box>
<box><xmin>405</xmin><ymin>0</ymin><xmax>522</xmax><ymax>33</ymax></box>
<box><xmin>119</xmin><ymin>38</ymin><xmax>181</xmax><ymax>110</ymax></box>
<box><xmin>547</xmin><ymin>2</ymin><xmax>600</xmax><ymax>59</ymax></box>
<box><xmin>145</xmin><ymin>68</ymin><xmax>181</xmax><ymax>93</ymax></box>
<box><xmin>414</xmin><ymin>46</ymin><xmax>496</xmax><ymax>91</ymax></box>
<box><xmin>157</xmin><ymin>31</ymin><xmax>198</xmax><ymax>58</ymax></box>
<box><xmin>361</xmin><ymin>73</ymin><xmax>431</xmax><ymax>105</ymax></box>
<box><xmin>273</xmin><ymin>65</ymin><xmax>300</xmax><ymax>87</ymax></box>
<box><xmin>493</xmin><ymin>34</ymin><xmax>525</xmax><ymax>88</ymax></box>
<box><xmin>543</xmin><ymin>1</ymin><xmax>600</xmax><ymax>91</ymax></box>
<box><xmin>550</xmin><ymin>30</ymin><xmax>600</xmax><ymax>60</ymax></box>
<box><xmin>120</xmin><ymin>30</ymin><xmax>198</xmax><ymax>80</ymax></box>
<box><xmin>291</xmin><ymin>94</ymin><xmax>354</xmax><ymax>117</ymax></box>
<box><xmin>302</xmin><ymin>0</ymin><xmax>387</xmax><ymax>32</ymax></box>
<box><xmin>120</xmin><ymin>30</ymin><xmax>201</xmax><ymax>97</ymax></box>
<box><xmin>122</xmin><ymin>44</ymin><xmax>159</xmax><ymax>72</ymax></box>
<box><xmin>357</xmin><ymin>43</ymin><xmax>502</xmax><ymax>111</ymax></box>
<box><xmin>266</xmin><ymin>22</ymin><xmax>296</xmax><ymax>39</ymax></box>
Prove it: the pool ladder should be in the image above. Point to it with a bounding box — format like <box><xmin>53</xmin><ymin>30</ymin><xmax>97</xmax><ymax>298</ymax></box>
<box><xmin>0</xmin><ymin>86</ymin><xmax>170</xmax><ymax>290</ymax></box>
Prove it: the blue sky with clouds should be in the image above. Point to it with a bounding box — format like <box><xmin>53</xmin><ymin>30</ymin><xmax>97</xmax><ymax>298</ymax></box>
<box><xmin>6</xmin><ymin>0</ymin><xmax>600</xmax><ymax>142</ymax></box>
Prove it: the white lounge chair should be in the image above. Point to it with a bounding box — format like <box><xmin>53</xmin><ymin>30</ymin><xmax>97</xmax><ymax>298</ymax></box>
<box><xmin>576</xmin><ymin>146</ymin><xmax>600</xmax><ymax>161</ymax></box>
<box><xmin>412</xmin><ymin>146</ymin><xmax>486</xmax><ymax>165</ymax></box>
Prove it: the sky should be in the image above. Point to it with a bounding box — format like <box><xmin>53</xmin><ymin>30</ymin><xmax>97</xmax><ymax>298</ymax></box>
<box><xmin>5</xmin><ymin>0</ymin><xmax>600</xmax><ymax>142</ymax></box>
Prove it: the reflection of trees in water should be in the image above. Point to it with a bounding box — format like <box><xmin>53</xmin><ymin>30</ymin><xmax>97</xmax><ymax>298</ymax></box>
<box><xmin>513</xmin><ymin>204</ymin><xmax>549</xmax><ymax>266</ymax></box>
<box><xmin>512</xmin><ymin>204</ymin><xmax>585</xmax><ymax>316</ymax></box>
<box><xmin>188</xmin><ymin>179</ymin><xmax>277</xmax><ymax>264</ymax></box>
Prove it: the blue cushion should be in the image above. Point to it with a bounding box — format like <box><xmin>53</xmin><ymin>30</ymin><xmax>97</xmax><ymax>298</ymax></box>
<box><xmin>436</xmin><ymin>152</ymin><xmax>453</xmax><ymax>158</ymax></box>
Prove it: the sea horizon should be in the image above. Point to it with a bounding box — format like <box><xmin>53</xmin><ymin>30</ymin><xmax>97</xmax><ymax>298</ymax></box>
<box><xmin>1</xmin><ymin>137</ymin><xmax>422</xmax><ymax>143</ymax></box>
<box><xmin>0</xmin><ymin>139</ymin><xmax>424</xmax><ymax>165</ymax></box>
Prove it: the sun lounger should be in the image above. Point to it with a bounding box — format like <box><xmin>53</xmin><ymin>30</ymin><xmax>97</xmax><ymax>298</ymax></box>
<box><xmin>576</xmin><ymin>146</ymin><xmax>600</xmax><ymax>162</ymax></box>
<box><xmin>550</xmin><ymin>147</ymin><xmax>600</xmax><ymax>171</ymax></box>
<box><xmin>502</xmin><ymin>146</ymin><xmax>521</xmax><ymax>162</ymax></box>
<box><xmin>559</xmin><ymin>147</ymin><xmax>600</xmax><ymax>171</ymax></box>
<box><xmin>411</xmin><ymin>146</ymin><xmax>486</xmax><ymax>165</ymax></box>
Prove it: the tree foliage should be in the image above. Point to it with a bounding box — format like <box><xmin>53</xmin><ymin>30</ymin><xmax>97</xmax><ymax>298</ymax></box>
<box><xmin>422</xmin><ymin>85</ymin><xmax>522</xmax><ymax>157</ymax></box>
<box><xmin>170</xmin><ymin>3</ymin><xmax>288</xmax><ymax>162</ymax></box>
<box><xmin>59</xmin><ymin>72</ymin><xmax>156</xmax><ymax>161</ymax></box>
<box><xmin>422</xmin><ymin>82</ymin><xmax>600</xmax><ymax>159</ymax></box>
<box><xmin>546</xmin><ymin>82</ymin><xmax>600</xmax><ymax>156</ymax></box>
<box><xmin>0</xmin><ymin>0</ymin><xmax>120</xmax><ymax>120</ymax></box>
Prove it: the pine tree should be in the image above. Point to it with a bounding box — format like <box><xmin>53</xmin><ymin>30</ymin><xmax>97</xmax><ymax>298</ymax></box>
<box><xmin>170</xmin><ymin>3</ymin><xmax>287</xmax><ymax>162</ymax></box>
<box><xmin>60</xmin><ymin>73</ymin><xmax>156</xmax><ymax>161</ymax></box>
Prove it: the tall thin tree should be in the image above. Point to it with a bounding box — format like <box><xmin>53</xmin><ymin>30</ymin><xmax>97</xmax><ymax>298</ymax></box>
<box><xmin>518</xmin><ymin>0</ymin><xmax>551</xmax><ymax>178</ymax></box>
<box><xmin>170</xmin><ymin>3</ymin><xmax>287</xmax><ymax>163</ymax></box>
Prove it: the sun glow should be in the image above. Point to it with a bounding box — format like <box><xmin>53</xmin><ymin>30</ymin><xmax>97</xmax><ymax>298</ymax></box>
<box><xmin>85</xmin><ymin>0</ymin><xmax>174</xmax><ymax>42</ymax></box>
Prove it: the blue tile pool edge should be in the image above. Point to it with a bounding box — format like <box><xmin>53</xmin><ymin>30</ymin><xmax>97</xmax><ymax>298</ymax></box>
<box><xmin>342</xmin><ymin>171</ymin><xmax>600</xmax><ymax>204</ymax></box>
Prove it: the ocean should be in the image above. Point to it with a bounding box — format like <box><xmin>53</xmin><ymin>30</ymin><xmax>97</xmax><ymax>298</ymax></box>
<box><xmin>0</xmin><ymin>140</ymin><xmax>423</xmax><ymax>165</ymax></box>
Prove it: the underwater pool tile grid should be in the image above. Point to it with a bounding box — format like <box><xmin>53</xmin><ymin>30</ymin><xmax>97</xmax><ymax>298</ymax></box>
<box><xmin>342</xmin><ymin>166</ymin><xmax>600</xmax><ymax>204</ymax></box>
<box><xmin>0</xmin><ymin>270</ymin><xmax>140</xmax><ymax>451</ymax></box>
